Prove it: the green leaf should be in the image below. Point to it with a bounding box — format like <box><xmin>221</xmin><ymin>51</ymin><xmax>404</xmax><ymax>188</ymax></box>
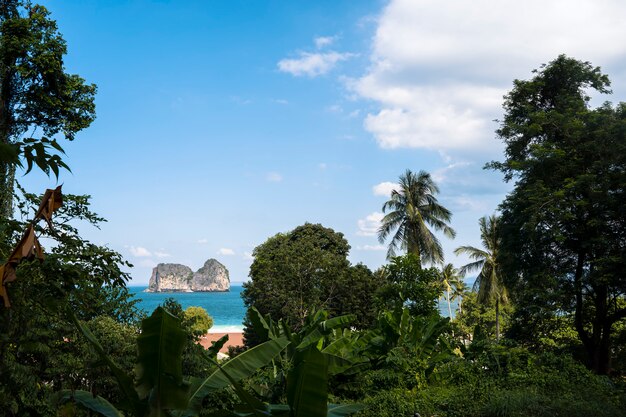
<box><xmin>206</xmin><ymin>334</ymin><xmax>229</xmax><ymax>358</ymax></box>
<box><xmin>68</xmin><ymin>310</ymin><xmax>141</xmax><ymax>412</ymax></box>
<box><xmin>297</xmin><ymin>315</ymin><xmax>354</xmax><ymax>350</ymax></box>
<box><xmin>287</xmin><ymin>347</ymin><xmax>328</xmax><ymax>417</ymax></box>
<box><xmin>248</xmin><ymin>307</ymin><xmax>270</xmax><ymax>341</ymax></box>
<box><xmin>186</xmin><ymin>337</ymin><xmax>290</xmax><ymax>412</ymax></box>
<box><xmin>136</xmin><ymin>306</ymin><xmax>189</xmax><ymax>411</ymax></box>
<box><xmin>55</xmin><ymin>390</ymin><xmax>124</xmax><ymax>417</ymax></box>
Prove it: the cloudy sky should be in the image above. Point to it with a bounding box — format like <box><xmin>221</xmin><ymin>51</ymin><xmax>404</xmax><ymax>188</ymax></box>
<box><xmin>22</xmin><ymin>0</ymin><xmax>626</xmax><ymax>285</ymax></box>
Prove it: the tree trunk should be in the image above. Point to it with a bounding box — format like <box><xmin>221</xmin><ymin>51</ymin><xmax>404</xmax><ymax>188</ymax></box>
<box><xmin>446</xmin><ymin>289</ymin><xmax>452</xmax><ymax>318</ymax></box>
<box><xmin>1</xmin><ymin>64</ymin><xmax>15</xmax><ymax>219</ymax></box>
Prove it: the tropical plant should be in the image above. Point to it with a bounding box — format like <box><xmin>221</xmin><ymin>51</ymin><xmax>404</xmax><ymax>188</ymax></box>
<box><xmin>488</xmin><ymin>55</ymin><xmax>626</xmax><ymax>375</ymax></box>
<box><xmin>0</xmin><ymin>1</ymin><xmax>96</xmax><ymax>218</ymax></box>
<box><xmin>439</xmin><ymin>263</ymin><xmax>460</xmax><ymax>318</ymax></box>
<box><xmin>378</xmin><ymin>169</ymin><xmax>455</xmax><ymax>264</ymax></box>
<box><xmin>58</xmin><ymin>306</ymin><xmax>290</xmax><ymax>417</ymax></box>
<box><xmin>375</xmin><ymin>254</ymin><xmax>443</xmax><ymax>317</ymax></box>
<box><xmin>449</xmin><ymin>274</ymin><xmax>468</xmax><ymax>315</ymax></box>
<box><xmin>247</xmin><ymin>307</ymin><xmax>367</xmax><ymax>417</ymax></box>
<box><xmin>454</xmin><ymin>215</ymin><xmax>508</xmax><ymax>341</ymax></box>
<box><xmin>242</xmin><ymin>223</ymin><xmax>378</xmax><ymax>345</ymax></box>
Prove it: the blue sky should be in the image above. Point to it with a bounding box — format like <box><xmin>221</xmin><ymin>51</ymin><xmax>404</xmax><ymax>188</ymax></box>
<box><xmin>22</xmin><ymin>0</ymin><xmax>626</xmax><ymax>284</ymax></box>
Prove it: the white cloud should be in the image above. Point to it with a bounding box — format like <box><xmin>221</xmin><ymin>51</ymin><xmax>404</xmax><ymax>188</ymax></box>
<box><xmin>353</xmin><ymin>0</ymin><xmax>626</xmax><ymax>151</ymax></box>
<box><xmin>314</xmin><ymin>36</ymin><xmax>336</xmax><ymax>49</ymax></box>
<box><xmin>266</xmin><ymin>172</ymin><xmax>283</xmax><ymax>182</ymax></box>
<box><xmin>154</xmin><ymin>251</ymin><xmax>171</xmax><ymax>258</ymax></box>
<box><xmin>272</xmin><ymin>98</ymin><xmax>289</xmax><ymax>105</ymax></box>
<box><xmin>431</xmin><ymin>161</ymin><xmax>472</xmax><ymax>184</ymax></box>
<box><xmin>197</xmin><ymin>238</ymin><xmax>208</xmax><ymax>244</ymax></box>
<box><xmin>357</xmin><ymin>212</ymin><xmax>384</xmax><ymax>236</ymax></box>
<box><xmin>326</xmin><ymin>104</ymin><xmax>343</xmax><ymax>113</ymax></box>
<box><xmin>217</xmin><ymin>248</ymin><xmax>235</xmax><ymax>256</ymax></box>
<box><xmin>356</xmin><ymin>244</ymin><xmax>386</xmax><ymax>251</ymax></box>
<box><xmin>278</xmin><ymin>51</ymin><xmax>355</xmax><ymax>77</ymax></box>
<box><xmin>372</xmin><ymin>181</ymin><xmax>397</xmax><ymax>197</ymax></box>
<box><xmin>137</xmin><ymin>259</ymin><xmax>157</xmax><ymax>268</ymax></box>
<box><xmin>446</xmin><ymin>195</ymin><xmax>490</xmax><ymax>212</ymax></box>
<box><xmin>129</xmin><ymin>246</ymin><xmax>151</xmax><ymax>257</ymax></box>
<box><xmin>243</xmin><ymin>251</ymin><xmax>254</xmax><ymax>261</ymax></box>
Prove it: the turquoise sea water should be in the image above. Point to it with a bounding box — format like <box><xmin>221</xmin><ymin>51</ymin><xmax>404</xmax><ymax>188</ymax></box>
<box><xmin>128</xmin><ymin>285</ymin><xmax>461</xmax><ymax>333</ymax></box>
<box><xmin>129</xmin><ymin>285</ymin><xmax>247</xmax><ymax>332</ymax></box>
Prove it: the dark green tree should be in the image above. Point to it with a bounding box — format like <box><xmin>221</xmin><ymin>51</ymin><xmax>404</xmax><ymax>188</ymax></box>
<box><xmin>378</xmin><ymin>169</ymin><xmax>455</xmax><ymax>264</ymax></box>
<box><xmin>489</xmin><ymin>55</ymin><xmax>626</xmax><ymax>374</ymax></box>
<box><xmin>455</xmin><ymin>215</ymin><xmax>508</xmax><ymax>341</ymax></box>
<box><xmin>0</xmin><ymin>1</ymin><xmax>96</xmax><ymax>218</ymax></box>
<box><xmin>375</xmin><ymin>254</ymin><xmax>443</xmax><ymax>317</ymax></box>
<box><xmin>0</xmin><ymin>190</ymin><xmax>140</xmax><ymax>416</ymax></box>
<box><xmin>242</xmin><ymin>223</ymin><xmax>378</xmax><ymax>345</ymax></box>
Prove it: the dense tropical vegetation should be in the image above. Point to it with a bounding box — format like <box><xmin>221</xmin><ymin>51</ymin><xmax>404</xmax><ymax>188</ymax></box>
<box><xmin>0</xmin><ymin>2</ymin><xmax>625</xmax><ymax>416</ymax></box>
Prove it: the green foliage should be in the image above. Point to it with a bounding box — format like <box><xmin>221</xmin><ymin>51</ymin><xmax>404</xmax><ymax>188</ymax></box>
<box><xmin>160</xmin><ymin>298</ymin><xmax>213</xmax><ymax>378</ymax></box>
<box><xmin>0</xmin><ymin>190</ymin><xmax>139</xmax><ymax>417</ymax></box>
<box><xmin>453</xmin><ymin>291</ymin><xmax>513</xmax><ymax>343</ymax></box>
<box><xmin>64</xmin><ymin>306</ymin><xmax>291</xmax><ymax>417</ymax></box>
<box><xmin>489</xmin><ymin>55</ymin><xmax>626</xmax><ymax>373</ymax></box>
<box><xmin>375</xmin><ymin>254</ymin><xmax>443</xmax><ymax>317</ymax></box>
<box><xmin>455</xmin><ymin>215</ymin><xmax>508</xmax><ymax>341</ymax></box>
<box><xmin>242</xmin><ymin>223</ymin><xmax>378</xmax><ymax>345</ymax></box>
<box><xmin>246</xmin><ymin>308</ymin><xmax>366</xmax><ymax>416</ymax></box>
<box><xmin>184</xmin><ymin>306</ymin><xmax>214</xmax><ymax>337</ymax></box>
<box><xmin>0</xmin><ymin>1</ymin><xmax>97</xmax><ymax>216</ymax></box>
<box><xmin>378</xmin><ymin>169</ymin><xmax>456</xmax><ymax>263</ymax></box>
<box><xmin>353</xmin><ymin>346</ymin><xmax>626</xmax><ymax>417</ymax></box>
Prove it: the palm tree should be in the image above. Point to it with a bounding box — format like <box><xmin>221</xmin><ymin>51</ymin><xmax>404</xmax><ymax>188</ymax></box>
<box><xmin>378</xmin><ymin>170</ymin><xmax>456</xmax><ymax>264</ymax></box>
<box><xmin>449</xmin><ymin>275</ymin><xmax>468</xmax><ymax>315</ymax></box>
<box><xmin>440</xmin><ymin>263</ymin><xmax>460</xmax><ymax>318</ymax></box>
<box><xmin>454</xmin><ymin>214</ymin><xmax>508</xmax><ymax>341</ymax></box>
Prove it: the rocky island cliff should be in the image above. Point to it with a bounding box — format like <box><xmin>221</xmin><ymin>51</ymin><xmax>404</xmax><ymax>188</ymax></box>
<box><xmin>144</xmin><ymin>258</ymin><xmax>230</xmax><ymax>292</ymax></box>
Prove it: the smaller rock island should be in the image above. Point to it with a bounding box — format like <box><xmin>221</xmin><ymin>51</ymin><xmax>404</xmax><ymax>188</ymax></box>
<box><xmin>144</xmin><ymin>258</ymin><xmax>230</xmax><ymax>292</ymax></box>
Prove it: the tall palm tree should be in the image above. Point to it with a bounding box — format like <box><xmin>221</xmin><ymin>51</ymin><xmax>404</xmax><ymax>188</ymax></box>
<box><xmin>378</xmin><ymin>170</ymin><xmax>456</xmax><ymax>264</ymax></box>
<box><xmin>449</xmin><ymin>275</ymin><xmax>468</xmax><ymax>315</ymax></box>
<box><xmin>440</xmin><ymin>263</ymin><xmax>460</xmax><ymax>318</ymax></box>
<box><xmin>454</xmin><ymin>214</ymin><xmax>508</xmax><ymax>341</ymax></box>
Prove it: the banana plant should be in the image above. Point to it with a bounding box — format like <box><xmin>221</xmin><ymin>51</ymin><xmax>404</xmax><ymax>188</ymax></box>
<box><xmin>56</xmin><ymin>307</ymin><xmax>289</xmax><ymax>417</ymax></box>
<box><xmin>245</xmin><ymin>308</ymin><xmax>366</xmax><ymax>417</ymax></box>
<box><xmin>365</xmin><ymin>308</ymin><xmax>454</xmax><ymax>377</ymax></box>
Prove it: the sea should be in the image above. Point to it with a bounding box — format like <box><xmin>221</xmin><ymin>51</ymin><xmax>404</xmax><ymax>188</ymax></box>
<box><xmin>128</xmin><ymin>285</ymin><xmax>460</xmax><ymax>333</ymax></box>
<box><xmin>129</xmin><ymin>285</ymin><xmax>247</xmax><ymax>333</ymax></box>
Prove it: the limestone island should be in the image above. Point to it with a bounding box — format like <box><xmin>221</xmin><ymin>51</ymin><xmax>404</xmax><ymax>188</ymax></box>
<box><xmin>144</xmin><ymin>258</ymin><xmax>230</xmax><ymax>292</ymax></box>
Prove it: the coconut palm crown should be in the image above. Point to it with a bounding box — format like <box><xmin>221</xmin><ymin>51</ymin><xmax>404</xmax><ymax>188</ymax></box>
<box><xmin>378</xmin><ymin>169</ymin><xmax>456</xmax><ymax>264</ymax></box>
<box><xmin>454</xmin><ymin>214</ymin><xmax>508</xmax><ymax>340</ymax></box>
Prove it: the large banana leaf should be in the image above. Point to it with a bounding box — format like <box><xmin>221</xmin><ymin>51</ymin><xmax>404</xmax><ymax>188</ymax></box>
<box><xmin>136</xmin><ymin>306</ymin><xmax>189</xmax><ymax>411</ymax></box>
<box><xmin>185</xmin><ymin>337</ymin><xmax>290</xmax><ymax>412</ymax></box>
<box><xmin>296</xmin><ymin>315</ymin><xmax>355</xmax><ymax>350</ymax></box>
<box><xmin>287</xmin><ymin>347</ymin><xmax>328</xmax><ymax>417</ymax></box>
<box><xmin>55</xmin><ymin>390</ymin><xmax>124</xmax><ymax>417</ymax></box>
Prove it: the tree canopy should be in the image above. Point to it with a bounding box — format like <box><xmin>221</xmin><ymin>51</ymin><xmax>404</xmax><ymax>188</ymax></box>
<box><xmin>455</xmin><ymin>215</ymin><xmax>508</xmax><ymax>341</ymax></box>
<box><xmin>0</xmin><ymin>1</ymin><xmax>96</xmax><ymax>217</ymax></box>
<box><xmin>378</xmin><ymin>169</ymin><xmax>455</xmax><ymax>264</ymax></box>
<box><xmin>489</xmin><ymin>55</ymin><xmax>626</xmax><ymax>374</ymax></box>
<box><xmin>241</xmin><ymin>223</ymin><xmax>378</xmax><ymax>345</ymax></box>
